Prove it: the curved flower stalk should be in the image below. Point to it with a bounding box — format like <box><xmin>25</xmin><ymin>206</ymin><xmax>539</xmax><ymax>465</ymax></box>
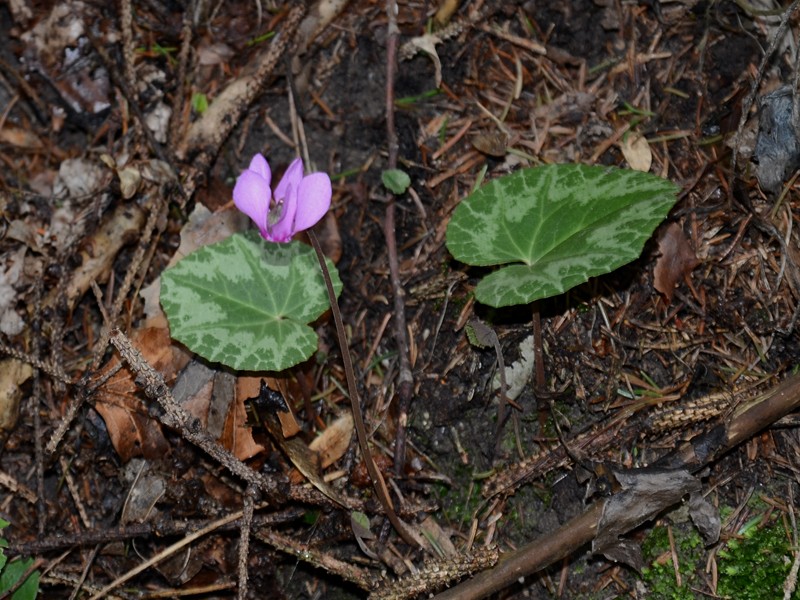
<box><xmin>233</xmin><ymin>154</ymin><xmax>332</xmax><ymax>242</ymax></box>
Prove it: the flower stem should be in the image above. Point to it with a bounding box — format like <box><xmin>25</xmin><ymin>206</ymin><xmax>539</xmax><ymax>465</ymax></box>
<box><xmin>307</xmin><ymin>230</ymin><xmax>418</xmax><ymax>547</ymax></box>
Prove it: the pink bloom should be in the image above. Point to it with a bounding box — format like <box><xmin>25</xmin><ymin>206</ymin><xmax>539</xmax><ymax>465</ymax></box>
<box><xmin>233</xmin><ymin>154</ymin><xmax>332</xmax><ymax>243</ymax></box>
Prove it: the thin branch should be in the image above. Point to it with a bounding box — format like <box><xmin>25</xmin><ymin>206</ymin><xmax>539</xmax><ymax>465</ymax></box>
<box><xmin>383</xmin><ymin>0</ymin><xmax>415</xmax><ymax>478</ymax></box>
<box><xmin>237</xmin><ymin>485</ymin><xmax>256</xmax><ymax>600</ymax></box>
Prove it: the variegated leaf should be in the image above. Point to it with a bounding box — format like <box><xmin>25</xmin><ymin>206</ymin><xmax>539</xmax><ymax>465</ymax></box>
<box><xmin>445</xmin><ymin>164</ymin><xmax>679</xmax><ymax>307</ymax></box>
<box><xmin>161</xmin><ymin>232</ymin><xmax>341</xmax><ymax>371</ymax></box>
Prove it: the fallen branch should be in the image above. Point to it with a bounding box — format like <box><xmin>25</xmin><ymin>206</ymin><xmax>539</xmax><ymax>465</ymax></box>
<box><xmin>434</xmin><ymin>372</ymin><xmax>800</xmax><ymax>599</ymax></box>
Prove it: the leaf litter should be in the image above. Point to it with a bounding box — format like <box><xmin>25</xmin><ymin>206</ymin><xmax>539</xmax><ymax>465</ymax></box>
<box><xmin>1</xmin><ymin>0</ymin><xmax>800</xmax><ymax>598</ymax></box>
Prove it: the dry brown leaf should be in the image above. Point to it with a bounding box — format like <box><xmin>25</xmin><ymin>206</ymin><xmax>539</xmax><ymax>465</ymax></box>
<box><xmin>48</xmin><ymin>202</ymin><xmax>146</xmax><ymax>310</ymax></box>
<box><xmin>173</xmin><ymin>365</ymin><xmax>265</xmax><ymax>461</ymax></box>
<box><xmin>94</xmin><ymin>327</ymin><xmax>188</xmax><ymax>461</ymax></box>
<box><xmin>309</xmin><ymin>412</ymin><xmax>353</xmax><ymax>469</ymax></box>
<box><xmin>0</xmin><ymin>125</ymin><xmax>43</xmax><ymax>149</ymax></box>
<box><xmin>472</xmin><ymin>131</ymin><xmax>508</xmax><ymax>157</ymax></box>
<box><xmin>0</xmin><ymin>358</ymin><xmax>33</xmax><ymax>432</ymax></box>
<box><xmin>619</xmin><ymin>131</ymin><xmax>652</xmax><ymax>172</ymax></box>
<box><xmin>653</xmin><ymin>223</ymin><xmax>700</xmax><ymax>304</ymax></box>
<box><xmin>219</xmin><ymin>376</ymin><xmax>264</xmax><ymax>461</ymax></box>
<box><xmin>240</xmin><ymin>377</ymin><xmax>347</xmax><ymax>507</ymax></box>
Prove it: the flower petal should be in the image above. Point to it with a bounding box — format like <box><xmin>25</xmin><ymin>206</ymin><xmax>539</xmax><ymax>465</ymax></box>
<box><xmin>267</xmin><ymin>181</ymin><xmax>298</xmax><ymax>242</ymax></box>
<box><xmin>248</xmin><ymin>153</ymin><xmax>271</xmax><ymax>184</ymax></box>
<box><xmin>233</xmin><ymin>170</ymin><xmax>270</xmax><ymax>237</ymax></box>
<box><xmin>274</xmin><ymin>158</ymin><xmax>304</xmax><ymax>203</ymax></box>
<box><xmin>294</xmin><ymin>173</ymin><xmax>332</xmax><ymax>232</ymax></box>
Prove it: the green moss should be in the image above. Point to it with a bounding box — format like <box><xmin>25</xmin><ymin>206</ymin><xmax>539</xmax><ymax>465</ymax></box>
<box><xmin>641</xmin><ymin>523</ymin><xmax>705</xmax><ymax>599</ymax></box>
<box><xmin>433</xmin><ymin>465</ymin><xmax>484</xmax><ymax>527</ymax></box>
<box><xmin>640</xmin><ymin>507</ymin><xmax>799</xmax><ymax>600</ymax></box>
<box><xmin>717</xmin><ymin>517</ymin><xmax>797</xmax><ymax>599</ymax></box>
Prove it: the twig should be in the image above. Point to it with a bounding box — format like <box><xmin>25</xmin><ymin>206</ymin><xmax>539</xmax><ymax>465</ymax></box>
<box><xmin>59</xmin><ymin>457</ymin><xmax>91</xmax><ymax>529</ymax></box>
<box><xmin>88</xmin><ymin>509</ymin><xmax>246</xmax><ymax>600</ymax></box>
<box><xmin>383</xmin><ymin>0</ymin><xmax>415</xmax><ymax>478</ymax></box>
<box><xmin>0</xmin><ymin>469</ymin><xmax>36</xmax><ymax>504</ymax></box>
<box><xmin>30</xmin><ymin>276</ymin><xmax>45</xmax><ymax>536</ymax></box>
<box><xmin>9</xmin><ymin>509</ymin><xmax>306</xmax><ymax>556</ymax></box>
<box><xmin>0</xmin><ymin>342</ymin><xmax>70</xmax><ymax>385</ymax></box>
<box><xmin>68</xmin><ymin>545</ymin><xmax>100</xmax><ymax>600</ymax></box>
<box><xmin>371</xmin><ymin>546</ymin><xmax>500</xmax><ymax>600</ymax></box>
<box><xmin>110</xmin><ymin>198</ymin><xmax>166</xmax><ymax>324</ymax></box>
<box><xmin>237</xmin><ymin>485</ymin><xmax>256</xmax><ymax>600</ymax></box>
<box><xmin>118</xmin><ymin>0</ymin><xmax>138</xmax><ymax>104</ymax></box>
<box><xmin>254</xmin><ymin>527</ymin><xmax>374</xmax><ymax>590</ymax></box>
<box><xmin>108</xmin><ymin>328</ymin><xmax>287</xmax><ymax>502</ymax></box>
<box><xmin>307</xmin><ymin>230</ymin><xmax>419</xmax><ymax>548</ymax></box>
<box><xmin>168</xmin><ymin>0</ymin><xmax>195</xmax><ymax>145</ymax></box>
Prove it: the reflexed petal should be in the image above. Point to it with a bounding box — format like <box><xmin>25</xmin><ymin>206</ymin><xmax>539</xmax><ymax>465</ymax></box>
<box><xmin>248</xmin><ymin>153</ymin><xmax>271</xmax><ymax>184</ymax></box>
<box><xmin>233</xmin><ymin>170</ymin><xmax>271</xmax><ymax>237</ymax></box>
<box><xmin>267</xmin><ymin>182</ymin><xmax>298</xmax><ymax>242</ymax></box>
<box><xmin>275</xmin><ymin>158</ymin><xmax>304</xmax><ymax>202</ymax></box>
<box><xmin>294</xmin><ymin>173</ymin><xmax>332</xmax><ymax>231</ymax></box>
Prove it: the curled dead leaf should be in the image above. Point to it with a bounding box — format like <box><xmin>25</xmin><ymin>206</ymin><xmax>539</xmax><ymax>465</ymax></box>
<box><xmin>653</xmin><ymin>223</ymin><xmax>700</xmax><ymax>304</ymax></box>
<box><xmin>472</xmin><ymin>131</ymin><xmax>508</xmax><ymax>157</ymax></box>
<box><xmin>619</xmin><ymin>131</ymin><xmax>652</xmax><ymax>172</ymax></box>
<box><xmin>309</xmin><ymin>411</ymin><xmax>353</xmax><ymax>469</ymax></box>
<box><xmin>0</xmin><ymin>358</ymin><xmax>33</xmax><ymax>432</ymax></box>
<box><xmin>593</xmin><ymin>467</ymin><xmax>718</xmax><ymax>571</ymax></box>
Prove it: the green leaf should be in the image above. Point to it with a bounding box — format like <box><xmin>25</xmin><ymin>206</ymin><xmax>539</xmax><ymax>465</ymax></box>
<box><xmin>382</xmin><ymin>169</ymin><xmax>411</xmax><ymax>194</ymax></box>
<box><xmin>0</xmin><ymin>558</ymin><xmax>39</xmax><ymax>600</ymax></box>
<box><xmin>350</xmin><ymin>511</ymin><xmax>373</xmax><ymax>539</ymax></box>
<box><xmin>161</xmin><ymin>232</ymin><xmax>342</xmax><ymax>371</ymax></box>
<box><xmin>191</xmin><ymin>92</ymin><xmax>208</xmax><ymax>114</ymax></box>
<box><xmin>445</xmin><ymin>164</ymin><xmax>679</xmax><ymax>307</ymax></box>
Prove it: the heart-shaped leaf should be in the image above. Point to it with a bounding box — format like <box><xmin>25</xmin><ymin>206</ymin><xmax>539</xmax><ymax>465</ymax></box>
<box><xmin>446</xmin><ymin>164</ymin><xmax>679</xmax><ymax>307</ymax></box>
<box><xmin>161</xmin><ymin>231</ymin><xmax>341</xmax><ymax>371</ymax></box>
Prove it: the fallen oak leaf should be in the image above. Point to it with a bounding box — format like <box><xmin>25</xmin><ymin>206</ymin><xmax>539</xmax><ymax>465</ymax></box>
<box><xmin>653</xmin><ymin>222</ymin><xmax>700</xmax><ymax>304</ymax></box>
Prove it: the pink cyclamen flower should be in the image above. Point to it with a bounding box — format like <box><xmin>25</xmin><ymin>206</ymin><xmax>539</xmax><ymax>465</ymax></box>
<box><xmin>233</xmin><ymin>154</ymin><xmax>332</xmax><ymax>243</ymax></box>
